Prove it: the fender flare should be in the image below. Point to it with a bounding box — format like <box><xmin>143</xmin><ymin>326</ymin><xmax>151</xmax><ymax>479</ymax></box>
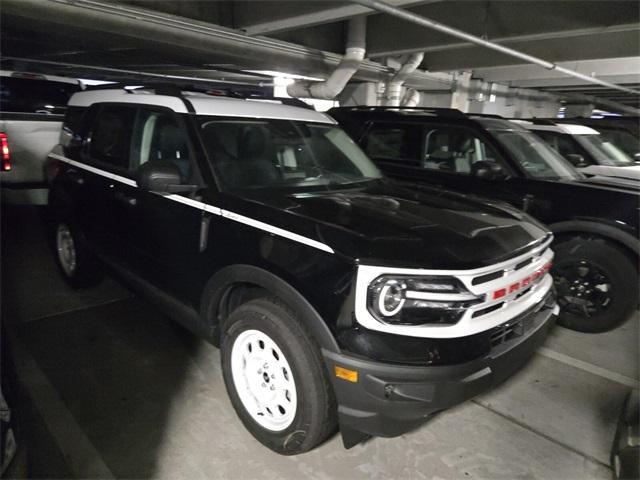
<box><xmin>549</xmin><ymin>220</ymin><xmax>640</xmax><ymax>257</ymax></box>
<box><xmin>200</xmin><ymin>264</ymin><xmax>341</xmax><ymax>353</ymax></box>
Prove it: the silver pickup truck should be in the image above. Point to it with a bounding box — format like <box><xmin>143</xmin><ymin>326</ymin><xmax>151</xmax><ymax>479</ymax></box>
<box><xmin>1</xmin><ymin>71</ymin><xmax>81</xmax><ymax>204</ymax></box>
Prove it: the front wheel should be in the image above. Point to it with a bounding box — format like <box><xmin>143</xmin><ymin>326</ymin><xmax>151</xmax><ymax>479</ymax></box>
<box><xmin>552</xmin><ymin>238</ymin><xmax>637</xmax><ymax>333</ymax></box>
<box><xmin>221</xmin><ymin>297</ymin><xmax>337</xmax><ymax>455</ymax></box>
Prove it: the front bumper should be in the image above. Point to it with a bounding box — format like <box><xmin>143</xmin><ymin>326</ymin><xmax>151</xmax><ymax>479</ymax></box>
<box><xmin>324</xmin><ymin>293</ymin><xmax>557</xmax><ymax>441</ymax></box>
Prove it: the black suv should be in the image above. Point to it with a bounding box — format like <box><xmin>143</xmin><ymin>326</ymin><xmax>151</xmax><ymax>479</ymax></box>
<box><xmin>330</xmin><ymin>107</ymin><xmax>639</xmax><ymax>333</ymax></box>
<box><xmin>47</xmin><ymin>88</ymin><xmax>557</xmax><ymax>454</ymax></box>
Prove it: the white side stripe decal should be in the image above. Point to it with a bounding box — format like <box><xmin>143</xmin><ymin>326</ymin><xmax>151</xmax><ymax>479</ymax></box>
<box><xmin>50</xmin><ymin>153</ymin><xmax>137</xmax><ymax>187</ymax></box>
<box><xmin>220</xmin><ymin>209</ymin><xmax>333</xmax><ymax>253</ymax></box>
<box><xmin>49</xmin><ymin>153</ymin><xmax>334</xmax><ymax>254</ymax></box>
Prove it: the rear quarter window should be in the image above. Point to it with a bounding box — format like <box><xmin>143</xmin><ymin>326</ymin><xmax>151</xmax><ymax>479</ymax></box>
<box><xmin>363</xmin><ymin>122</ymin><xmax>421</xmax><ymax>166</ymax></box>
<box><xmin>88</xmin><ymin>105</ymin><xmax>137</xmax><ymax>171</ymax></box>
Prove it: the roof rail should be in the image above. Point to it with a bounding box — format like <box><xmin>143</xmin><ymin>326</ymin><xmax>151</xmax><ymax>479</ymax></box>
<box><xmin>330</xmin><ymin>105</ymin><xmax>466</xmax><ymax>118</ymax></box>
<box><xmin>83</xmin><ymin>81</ymin><xmax>315</xmax><ymax>110</ymax></box>
<box><xmin>525</xmin><ymin>118</ymin><xmax>557</xmax><ymax>126</ymax></box>
<box><xmin>468</xmin><ymin>113</ymin><xmax>505</xmax><ymax>119</ymax></box>
<box><xmin>85</xmin><ymin>80</ymin><xmax>269</xmax><ymax>96</ymax></box>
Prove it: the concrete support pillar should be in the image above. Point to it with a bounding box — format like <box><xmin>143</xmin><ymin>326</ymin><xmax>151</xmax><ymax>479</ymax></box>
<box><xmin>417</xmin><ymin>92</ymin><xmax>453</xmax><ymax>108</ymax></box>
<box><xmin>564</xmin><ymin>103</ymin><xmax>594</xmax><ymax>118</ymax></box>
<box><xmin>450</xmin><ymin>71</ymin><xmax>472</xmax><ymax>112</ymax></box>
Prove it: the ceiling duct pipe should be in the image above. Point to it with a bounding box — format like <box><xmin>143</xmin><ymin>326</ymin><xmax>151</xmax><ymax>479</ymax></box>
<box><xmin>287</xmin><ymin>17</ymin><xmax>366</xmax><ymax>99</ymax></box>
<box><xmin>3</xmin><ymin>0</ymin><xmax>444</xmax><ymax>87</ymax></box>
<box><xmin>401</xmin><ymin>88</ymin><xmax>421</xmax><ymax>107</ymax></box>
<box><xmin>350</xmin><ymin>0</ymin><xmax>640</xmax><ymax>100</ymax></box>
<box><xmin>385</xmin><ymin>52</ymin><xmax>424</xmax><ymax>106</ymax></box>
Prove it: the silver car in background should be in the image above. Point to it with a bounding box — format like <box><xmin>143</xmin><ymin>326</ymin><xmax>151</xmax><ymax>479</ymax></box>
<box><xmin>511</xmin><ymin>119</ymin><xmax>640</xmax><ymax>182</ymax></box>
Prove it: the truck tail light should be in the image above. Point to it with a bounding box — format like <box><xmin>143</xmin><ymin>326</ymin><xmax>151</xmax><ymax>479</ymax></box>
<box><xmin>0</xmin><ymin>133</ymin><xmax>11</xmax><ymax>171</ymax></box>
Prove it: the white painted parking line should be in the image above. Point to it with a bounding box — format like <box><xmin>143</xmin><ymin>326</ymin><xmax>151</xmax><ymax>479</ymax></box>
<box><xmin>537</xmin><ymin>346</ymin><xmax>639</xmax><ymax>389</ymax></box>
<box><xmin>10</xmin><ymin>334</ymin><xmax>115</xmax><ymax>479</ymax></box>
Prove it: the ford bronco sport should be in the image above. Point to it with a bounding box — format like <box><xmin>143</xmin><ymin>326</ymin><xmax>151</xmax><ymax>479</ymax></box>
<box><xmin>331</xmin><ymin>106</ymin><xmax>639</xmax><ymax>334</ymax></box>
<box><xmin>47</xmin><ymin>87</ymin><xmax>557</xmax><ymax>454</ymax></box>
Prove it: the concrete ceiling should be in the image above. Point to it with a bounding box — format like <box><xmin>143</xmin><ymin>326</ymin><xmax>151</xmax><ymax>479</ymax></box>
<box><xmin>1</xmin><ymin>0</ymin><xmax>638</xmax><ymax>109</ymax></box>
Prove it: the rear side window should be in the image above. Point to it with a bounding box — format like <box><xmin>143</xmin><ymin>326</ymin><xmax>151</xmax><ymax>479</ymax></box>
<box><xmin>88</xmin><ymin>105</ymin><xmax>137</xmax><ymax>170</ymax></box>
<box><xmin>0</xmin><ymin>77</ymin><xmax>80</xmax><ymax>114</ymax></box>
<box><xmin>422</xmin><ymin>126</ymin><xmax>502</xmax><ymax>175</ymax></box>
<box><xmin>363</xmin><ymin>123</ymin><xmax>421</xmax><ymax>165</ymax></box>
<box><xmin>130</xmin><ymin>109</ymin><xmax>192</xmax><ymax>180</ymax></box>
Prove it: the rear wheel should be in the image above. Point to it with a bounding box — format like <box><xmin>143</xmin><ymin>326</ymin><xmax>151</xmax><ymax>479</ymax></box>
<box><xmin>51</xmin><ymin>218</ymin><xmax>103</xmax><ymax>288</ymax></box>
<box><xmin>552</xmin><ymin>238</ymin><xmax>636</xmax><ymax>332</ymax></box>
<box><xmin>221</xmin><ymin>297</ymin><xmax>337</xmax><ymax>454</ymax></box>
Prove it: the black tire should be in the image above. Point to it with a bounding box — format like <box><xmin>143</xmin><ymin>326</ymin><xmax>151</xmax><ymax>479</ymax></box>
<box><xmin>50</xmin><ymin>216</ymin><xmax>103</xmax><ymax>289</ymax></box>
<box><xmin>553</xmin><ymin>238</ymin><xmax>637</xmax><ymax>333</ymax></box>
<box><xmin>221</xmin><ymin>297</ymin><xmax>337</xmax><ymax>455</ymax></box>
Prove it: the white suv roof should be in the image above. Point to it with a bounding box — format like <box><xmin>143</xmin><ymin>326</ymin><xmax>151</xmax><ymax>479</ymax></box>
<box><xmin>510</xmin><ymin>119</ymin><xmax>599</xmax><ymax>136</ymax></box>
<box><xmin>68</xmin><ymin>88</ymin><xmax>335</xmax><ymax>124</ymax></box>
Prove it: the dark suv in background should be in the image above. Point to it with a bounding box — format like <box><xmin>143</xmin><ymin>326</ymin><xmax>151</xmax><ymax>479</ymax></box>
<box><xmin>330</xmin><ymin>107</ymin><xmax>639</xmax><ymax>333</ymax></box>
<box><xmin>46</xmin><ymin>88</ymin><xmax>557</xmax><ymax>454</ymax></box>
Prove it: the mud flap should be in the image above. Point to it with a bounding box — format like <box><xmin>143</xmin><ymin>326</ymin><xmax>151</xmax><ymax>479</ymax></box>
<box><xmin>340</xmin><ymin>424</ymin><xmax>372</xmax><ymax>449</ymax></box>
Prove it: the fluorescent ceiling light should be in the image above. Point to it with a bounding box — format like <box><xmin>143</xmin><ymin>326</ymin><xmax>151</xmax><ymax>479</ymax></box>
<box><xmin>80</xmin><ymin>79</ymin><xmax>117</xmax><ymax>86</ymax></box>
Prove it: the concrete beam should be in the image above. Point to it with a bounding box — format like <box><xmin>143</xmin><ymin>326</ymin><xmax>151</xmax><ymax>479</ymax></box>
<box><xmin>362</xmin><ymin>0</ymin><xmax>639</xmax><ymax>67</ymax></box>
<box><xmin>472</xmin><ymin>57</ymin><xmax>640</xmax><ymax>87</ymax></box>
<box><xmin>369</xmin><ymin>23</ymin><xmax>640</xmax><ymax>58</ymax></box>
<box><xmin>421</xmin><ymin>29</ymin><xmax>639</xmax><ymax>71</ymax></box>
<box><xmin>234</xmin><ymin>0</ymin><xmax>436</xmax><ymax>36</ymax></box>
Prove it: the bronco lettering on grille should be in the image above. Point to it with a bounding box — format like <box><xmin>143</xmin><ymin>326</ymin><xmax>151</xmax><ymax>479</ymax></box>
<box><xmin>492</xmin><ymin>261</ymin><xmax>552</xmax><ymax>300</ymax></box>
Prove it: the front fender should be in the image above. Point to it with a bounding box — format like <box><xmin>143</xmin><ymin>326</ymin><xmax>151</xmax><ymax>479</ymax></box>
<box><xmin>200</xmin><ymin>264</ymin><xmax>341</xmax><ymax>353</ymax></box>
<box><xmin>549</xmin><ymin>219</ymin><xmax>640</xmax><ymax>257</ymax></box>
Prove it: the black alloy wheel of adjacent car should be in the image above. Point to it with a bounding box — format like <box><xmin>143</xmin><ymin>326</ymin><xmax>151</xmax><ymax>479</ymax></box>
<box><xmin>552</xmin><ymin>238</ymin><xmax>637</xmax><ymax>333</ymax></box>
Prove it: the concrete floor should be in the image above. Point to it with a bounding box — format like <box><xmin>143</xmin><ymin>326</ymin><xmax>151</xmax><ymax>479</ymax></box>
<box><xmin>2</xmin><ymin>205</ymin><xmax>638</xmax><ymax>479</ymax></box>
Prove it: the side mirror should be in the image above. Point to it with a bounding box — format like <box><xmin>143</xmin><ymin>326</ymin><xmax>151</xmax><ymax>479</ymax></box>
<box><xmin>136</xmin><ymin>161</ymin><xmax>197</xmax><ymax>194</ymax></box>
<box><xmin>633</xmin><ymin>152</ymin><xmax>640</xmax><ymax>163</ymax></box>
<box><xmin>565</xmin><ymin>153</ymin><xmax>587</xmax><ymax>168</ymax></box>
<box><xmin>471</xmin><ymin>160</ymin><xmax>506</xmax><ymax>180</ymax></box>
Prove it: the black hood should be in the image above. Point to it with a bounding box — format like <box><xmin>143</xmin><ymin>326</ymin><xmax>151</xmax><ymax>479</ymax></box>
<box><xmin>229</xmin><ymin>180</ymin><xmax>549</xmax><ymax>270</ymax></box>
<box><xmin>576</xmin><ymin>175</ymin><xmax>640</xmax><ymax>193</ymax></box>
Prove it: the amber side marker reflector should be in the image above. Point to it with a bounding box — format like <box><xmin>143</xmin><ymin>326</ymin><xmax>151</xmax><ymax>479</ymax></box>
<box><xmin>334</xmin><ymin>365</ymin><xmax>358</xmax><ymax>383</ymax></box>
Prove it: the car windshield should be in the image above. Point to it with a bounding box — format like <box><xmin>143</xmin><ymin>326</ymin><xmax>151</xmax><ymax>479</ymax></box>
<box><xmin>198</xmin><ymin>117</ymin><xmax>382</xmax><ymax>191</ymax></box>
<box><xmin>597</xmin><ymin>129</ymin><xmax>640</xmax><ymax>159</ymax></box>
<box><xmin>573</xmin><ymin>134</ymin><xmax>635</xmax><ymax>167</ymax></box>
<box><xmin>492</xmin><ymin>130</ymin><xmax>582</xmax><ymax>180</ymax></box>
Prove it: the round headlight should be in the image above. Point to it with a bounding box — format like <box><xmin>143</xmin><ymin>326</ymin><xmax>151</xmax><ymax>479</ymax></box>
<box><xmin>366</xmin><ymin>274</ymin><xmax>480</xmax><ymax>326</ymax></box>
<box><xmin>376</xmin><ymin>279</ymin><xmax>406</xmax><ymax>317</ymax></box>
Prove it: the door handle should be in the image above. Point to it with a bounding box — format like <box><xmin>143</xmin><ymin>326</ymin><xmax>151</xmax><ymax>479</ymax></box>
<box><xmin>67</xmin><ymin>169</ymin><xmax>85</xmax><ymax>186</ymax></box>
<box><xmin>114</xmin><ymin>190</ymin><xmax>137</xmax><ymax>207</ymax></box>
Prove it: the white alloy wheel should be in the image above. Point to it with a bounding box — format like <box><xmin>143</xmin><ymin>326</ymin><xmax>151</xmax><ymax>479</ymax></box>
<box><xmin>230</xmin><ymin>329</ymin><xmax>298</xmax><ymax>431</ymax></box>
<box><xmin>56</xmin><ymin>223</ymin><xmax>77</xmax><ymax>276</ymax></box>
